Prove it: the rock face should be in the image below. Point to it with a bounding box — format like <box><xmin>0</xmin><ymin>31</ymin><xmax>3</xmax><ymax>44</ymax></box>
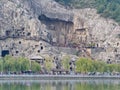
<box><xmin>0</xmin><ymin>0</ymin><xmax>48</xmax><ymax>58</ymax></box>
<box><xmin>0</xmin><ymin>0</ymin><xmax>120</xmax><ymax>63</ymax></box>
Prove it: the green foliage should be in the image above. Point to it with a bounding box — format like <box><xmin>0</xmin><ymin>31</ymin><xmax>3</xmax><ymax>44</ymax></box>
<box><xmin>61</xmin><ymin>55</ymin><xmax>70</xmax><ymax>70</ymax></box>
<box><xmin>95</xmin><ymin>61</ymin><xmax>106</xmax><ymax>72</ymax></box>
<box><xmin>116</xmin><ymin>64</ymin><xmax>120</xmax><ymax>72</ymax></box>
<box><xmin>0</xmin><ymin>58</ymin><xmax>3</xmax><ymax>72</ymax></box>
<box><xmin>75</xmin><ymin>58</ymin><xmax>94</xmax><ymax>73</ymax></box>
<box><xmin>31</xmin><ymin>61</ymin><xmax>41</xmax><ymax>72</ymax></box>
<box><xmin>107</xmin><ymin>64</ymin><xmax>116</xmax><ymax>72</ymax></box>
<box><xmin>17</xmin><ymin>57</ymin><xmax>30</xmax><ymax>71</ymax></box>
<box><xmin>55</xmin><ymin>0</ymin><xmax>72</xmax><ymax>6</ymax></box>
<box><xmin>3</xmin><ymin>55</ymin><xmax>16</xmax><ymax>72</ymax></box>
<box><xmin>44</xmin><ymin>56</ymin><xmax>54</xmax><ymax>72</ymax></box>
<box><xmin>56</xmin><ymin>0</ymin><xmax>120</xmax><ymax>24</ymax></box>
<box><xmin>75</xmin><ymin>58</ymin><xmax>120</xmax><ymax>73</ymax></box>
<box><xmin>0</xmin><ymin>55</ymin><xmax>41</xmax><ymax>74</ymax></box>
<box><xmin>87</xmin><ymin>43</ymin><xmax>95</xmax><ymax>48</ymax></box>
<box><xmin>14</xmin><ymin>58</ymin><xmax>21</xmax><ymax>72</ymax></box>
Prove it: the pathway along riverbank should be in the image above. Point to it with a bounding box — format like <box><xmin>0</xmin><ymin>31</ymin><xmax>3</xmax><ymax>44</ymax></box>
<box><xmin>0</xmin><ymin>75</ymin><xmax>120</xmax><ymax>80</ymax></box>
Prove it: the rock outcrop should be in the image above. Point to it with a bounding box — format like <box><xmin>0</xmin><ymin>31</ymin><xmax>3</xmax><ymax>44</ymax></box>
<box><xmin>0</xmin><ymin>0</ymin><xmax>120</xmax><ymax>63</ymax></box>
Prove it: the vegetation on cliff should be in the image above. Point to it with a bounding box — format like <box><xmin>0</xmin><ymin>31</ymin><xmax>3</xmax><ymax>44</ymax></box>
<box><xmin>55</xmin><ymin>0</ymin><xmax>120</xmax><ymax>24</ymax></box>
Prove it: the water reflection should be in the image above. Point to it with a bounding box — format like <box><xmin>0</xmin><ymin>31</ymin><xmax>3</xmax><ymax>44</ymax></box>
<box><xmin>0</xmin><ymin>80</ymin><xmax>120</xmax><ymax>90</ymax></box>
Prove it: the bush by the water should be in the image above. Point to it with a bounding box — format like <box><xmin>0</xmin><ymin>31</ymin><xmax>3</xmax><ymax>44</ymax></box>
<box><xmin>0</xmin><ymin>55</ymin><xmax>41</xmax><ymax>74</ymax></box>
<box><xmin>75</xmin><ymin>58</ymin><xmax>120</xmax><ymax>73</ymax></box>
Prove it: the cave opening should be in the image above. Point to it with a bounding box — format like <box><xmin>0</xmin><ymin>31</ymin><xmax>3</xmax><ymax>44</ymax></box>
<box><xmin>16</xmin><ymin>51</ymin><xmax>19</xmax><ymax>54</ymax></box>
<box><xmin>38</xmin><ymin>50</ymin><xmax>40</xmax><ymax>53</ymax></box>
<box><xmin>38</xmin><ymin>14</ymin><xmax>73</xmax><ymax>24</ymax></box>
<box><xmin>27</xmin><ymin>32</ymin><xmax>31</xmax><ymax>36</ymax></box>
<box><xmin>1</xmin><ymin>50</ymin><xmax>9</xmax><ymax>57</ymax></box>
<box><xmin>6</xmin><ymin>30</ymin><xmax>11</xmax><ymax>36</ymax></box>
<box><xmin>19</xmin><ymin>41</ymin><xmax>21</xmax><ymax>44</ymax></box>
<box><xmin>41</xmin><ymin>46</ymin><xmax>43</xmax><ymax>50</ymax></box>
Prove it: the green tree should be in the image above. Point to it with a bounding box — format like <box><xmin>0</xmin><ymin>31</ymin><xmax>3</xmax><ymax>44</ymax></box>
<box><xmin>0</xmin><ymin>58</ymin><xmax>3</xmax><ymax>72</ymax></box>
<box><xmin>3</xmin><ymin>55</ymin><xmax>16</xmax><ymax>73</ymax></box>
<box><xmin>31</xmin><ymin>61</ymin><xmax>41</xmax><ymax>72</ymax></box>
<box><xmin>14</xmin><ymin>57</ymin><xmax>22</xmax><ymax>72</ymax></box>
<box><xmin>75</xmin><ymin>58</ymin><xmax>93</xmax><ymax>73</ymax></box>
<box><xmin>0</xmin><ymin>55</ymin><xmax>42</xmax><ymax>74</ymax></box>
<box><xmin>61</xmin><ymin>55</ymin><xmax>70</xmax><ymax>70</ymax></box>
<box><xmin>75</xmin><ymin>58</ymin><xmax>107</xmax><ymax>73</ymax></box>
<box><xmin>96</xmin><ymin>61</ymin><xmax>106</xmax><ymax>72</ymax></box>
<box><xmin>116</xmin><ymin>64</ymin><xmax>120</xmax><ymax>72</ymax></box>
<box><xmin>17</xmin><ymin>57</ymin><xmax>30</xmax><ymax>71</ymax></box>
<box><xmin>44</xmin><ymin>56</ymin><xmax>54</xmax><ymax>72</ymax></box>
<box><xmin>107</xmin><ymin>64</ymin><xmax>117</xmax><ymax>72</ymax></box>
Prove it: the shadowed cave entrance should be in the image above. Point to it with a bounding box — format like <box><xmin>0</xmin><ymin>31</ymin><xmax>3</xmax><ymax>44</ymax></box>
<box><xmin>38</xmin><ymin>14</ymin><xmax>74</xmax><ymax>46</ymax></box>
<box><xmin>1</xmin><ymin>50</ymin><xmax>9</xmax><ymax>57</ymax></box>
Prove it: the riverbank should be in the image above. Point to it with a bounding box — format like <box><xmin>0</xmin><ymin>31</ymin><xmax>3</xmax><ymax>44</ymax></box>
<box><xmin>0</xmin><ymin>75</ymin><xmax>120</xmax><ymax>80</ymax></box>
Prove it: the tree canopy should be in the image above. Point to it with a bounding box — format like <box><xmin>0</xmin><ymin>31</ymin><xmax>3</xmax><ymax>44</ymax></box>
<box><xmin>0</xmin><ymin>55</ymin><xmax>41</xmax><ymax>74</ymax></box>
<box><xmin>75</xmin><ymin>58</ymin><xmax>120</xmax><ymax>73</ymax></box>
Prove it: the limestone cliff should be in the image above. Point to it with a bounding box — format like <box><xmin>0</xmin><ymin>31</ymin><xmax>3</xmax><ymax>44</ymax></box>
<box><xmin>0</xmin><ymin>0</ymin><xmax>120</xmax><ymax>63</ymax></box>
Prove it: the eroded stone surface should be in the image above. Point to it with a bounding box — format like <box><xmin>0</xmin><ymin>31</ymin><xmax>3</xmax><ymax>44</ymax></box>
<box><xmin>0</xmin><ymin>0</ymin><xmax>120</xmax><ymax>63</ymax></box>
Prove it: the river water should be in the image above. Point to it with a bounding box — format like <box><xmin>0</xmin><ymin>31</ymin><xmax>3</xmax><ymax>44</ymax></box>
<box><xmin>0</xmin><ymin>80</ymin><xmax>120</xmax><ymax>90</ymax></box>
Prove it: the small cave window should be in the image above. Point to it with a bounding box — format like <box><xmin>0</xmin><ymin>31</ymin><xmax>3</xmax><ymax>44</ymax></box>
<box><xmin>70</xmin><ymin>67</ymin><xmax>73</xmax><ymax>71</ymax></box>
<box><xmin>13</xmin><ymin>34</ymin><xmax>15</xmax><ymax>37</ymax></box>
<box><xmin>17</xmin><ymin>33</ymin><xmax>20</xmax><ymax>36</ymax></box>
<box><xmin>107</xmin><ymin>59</ymin><xmax>111</xmax><ymax>64</ymax></box>
<box><xmin>27</xmin><ymin>32</ymin><xmax>31</xmax><ymax>36</ymax></box>
<box><xmin>69</xmin><ymin>62</ymin><xmax>72</xmax><ymax>65</ymax></box>
<box><xmin>35</xmin><ymin>45</ymin><xmax>39</xmax><ymax>48</ymax></box>
<box><xmin>41</xmin><ymin>46</ymin><xmax>43</xmax><ymax>50</ymax></box>
<box><xmin>117</xmin><ymin>43</ymin><xmax>119</xmax><ymax>46</ymax></box>
<box><xmin>29</xmin><ymin>17</ymin><xmax>32</xmax><ymax>20</ymax></box>
<box><xmin>96</xmin><ymin>44</ymin><xmax>99</xmax><ymax>47</ymax></box>
<box><xmin>56</xmin><ymin>66</ymin><xmax>59</xmax><ymax>69</ymax></box>
<box><xmin>23</xmin><ymin>32</ymin><xmax>25</xmax><ymax>35</ymax></box>
<box><xmin>56</xmin><ymin>57</ymin><xmax>58</xmax><ymax>60</ymax></box>
<box><xmin>6</xmin><ymin>30</ymin><xmax>11</xmax><ymax>36</ymax></box>
<box><xmin>16</xmin><ymin>51</ymin><xmax>19</xmax><ymax>54</ymax></box>
<box><xmin>19</xmin><ymin>41</ymin><xmax>21</xmax><ymax>44</ymax></box>
<box><xmin>38</xmin><ymin>14</ymin><xmax>47</xmax><ymax>21</ymax></box>
<box><xmin>38</xmin><ymin>50</ymin><xmax>40</xmax><ymax>53</ymax></box>
<box><xmin>114</xmin><ymin>49</ymin><xmax>117</xmax><ymax>52</ymax></box>
<box><xmin>108</xmin><ymin>59</ymin><xmax>111</xmax><ymax>61</ymax></box>
<box><xmin>6</xmin><ymin>45</ymin><xmax>8</xmax><ymax>47</ymax></box>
